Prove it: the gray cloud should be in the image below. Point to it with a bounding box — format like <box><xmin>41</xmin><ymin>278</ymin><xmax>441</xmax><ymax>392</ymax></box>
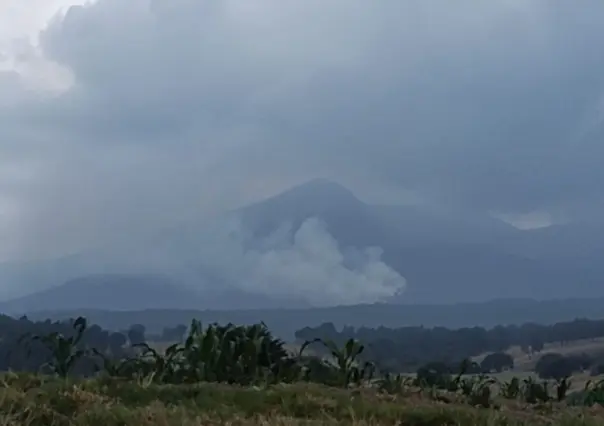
<box><xmin>2</xmin><ymin>0</ymin><xmax>604</xmax><ymax>262</ymax></box>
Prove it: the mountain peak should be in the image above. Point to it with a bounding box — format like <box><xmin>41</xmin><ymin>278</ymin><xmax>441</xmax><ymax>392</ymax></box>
<box><xmin>274</xmin><ymin>178</ymin><xmax>360</xmax><ymax>206</ymax></box>
<box><xmin>239</xmin><ymin>178</ymin><xmax>363</xmax><ymax>216</ymax></box>
<box><xmin>235</xmin><ymin>178</ymin><xmax>365</xmax><ymax>239</ymax></box>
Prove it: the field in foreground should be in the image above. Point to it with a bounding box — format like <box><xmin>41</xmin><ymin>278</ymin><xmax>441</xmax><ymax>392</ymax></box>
<box><xmin>1</xmin><ymin>374</ymin><xmax>604</xmax><ymax>426</ymax></box>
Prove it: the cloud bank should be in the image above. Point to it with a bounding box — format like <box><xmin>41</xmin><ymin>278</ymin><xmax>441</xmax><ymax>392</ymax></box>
<box><xmin>1</xmin><ymin>1</ymin><xmax>604</xmax><ymax>265</ymax></box>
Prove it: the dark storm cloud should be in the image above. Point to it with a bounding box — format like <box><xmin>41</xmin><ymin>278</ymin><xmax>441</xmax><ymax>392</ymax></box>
<box><xmin>2</xmin><ymin>0</ymin><xmax>604</xmax><ymax>259</ymax></box>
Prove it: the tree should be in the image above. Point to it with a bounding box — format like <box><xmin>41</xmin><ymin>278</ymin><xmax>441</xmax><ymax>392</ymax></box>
<box><xmin>296</xmin><ymin>322</ymin><xmax>338</xmax><ymax>342</ymax></box>
<box><xmin>535</xmin><ymin>353</ymin><xmax>573</xmax><ymax>380</ymax></box>
<box><xmin>174</xmin><ymin>324</ymin><xmax>187</xmax><ymax>342</ymax></box>
<box><xmin>293</xmin><ymin>316</ymin><xmax>604</xmax><ymax>373</ymax></box>
<box><xmin>127</xmin><ymin>324</ymin><xmax>146</xmax><ymax>346</ymax></box>
<box><xmin>538</xmin><ymin>358</ymin><xmax>573</xmax><ymax>380</ymax></box>
<box><xmin>161</xmin><ymin>324</ymin><xmax>187</xmax><ymax>342</ymax></box>
<box><xmin>480</xmin><ymin>352</ymin><xmax>514</xmax><ymax>373</ymax></box>
<box><xmin>566</xmin><ymin>353</ymin><xmax>593</xmax><ymax>371</ymax></box>
<box><xmin>530</xmin><ymin>337</ymin><xmax>544</xmax><ymax>353</ymax></box>
<box><xmin>108</xmin><ymin>332</ymin><xmax>127</xmax><ymax>356</ymax></box>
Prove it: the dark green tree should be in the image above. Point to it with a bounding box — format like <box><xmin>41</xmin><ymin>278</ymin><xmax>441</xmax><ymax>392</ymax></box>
<box><xmin>127</xmin><ymin>324</ymin><xmax>146</xmax><ymax>346</ymax></box>
<box><xmin>480</xmin><ymin>352</ymin><xmax>514</xmax><ymax>373</ymax></box>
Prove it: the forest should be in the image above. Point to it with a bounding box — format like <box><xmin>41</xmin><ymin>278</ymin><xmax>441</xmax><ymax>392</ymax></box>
<box><xmin>295</xmin><ymin>318</ymin><xmax>604</xmax><ymax>373</ymax></box>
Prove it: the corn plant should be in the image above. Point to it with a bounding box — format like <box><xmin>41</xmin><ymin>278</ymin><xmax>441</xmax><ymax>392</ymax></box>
<box><xmin>522</xmin><ymin>377</ymin><xmax>550</xmax><ymax>403</ymax></box>
<box><xmin>499</xmin><ymin>377</ymin><xmax>521</xmax><ymax>399</ymax></box>
<box><xmin>350</xmin><ymin>360</ymin><xmax>375</xmax><ymax>386</ymax></box>
<box><xmin>447</xmin><ymin>359</ymin><xmax>474</xmax><ymax>392</ymax></box>
<box><xmin>124</xmin><ymin>320</ymin><xmax>302</xmax><ymax>386</ymax></box>
<box><xmin>130</xmin><ymin>342</ymin><xmax>184</xmax><ymax>383</ymax></box>
<box><xmin>19</xmin><ymin>317</ymin><xmax>89</xmax><ymax>377</ymax></box>
<box><xmin>468</xmin><ymin>381</ymin><xmax>493</xmax><ymax>408</ymax></box>
<box><xmin>456</xmin><ymin>377</ymin><xmax>474</xmax><ymax>396</ymax></box>
<box><xmin>377</xmin><ymin>372</ymin><xmax>414</xmax><ymax>394</ymax></box>
<box><xmin>576</xmin><ymin>379</ymin><xmax>604</xmax><ymax>406</ymax></box>
<box><xmin>303</xmin><ymin>338</ymin><xmax>371</xmax><ymax>387</ymax></box>
<box><xmin>91</xmin><ymin>349</ymin><xmax>140</xmax><ymax>378</ymax></box>
<box><xmin>555</xmin><ymin>376</ymin><xmax>572</xmax><ymax>401</ymax></box>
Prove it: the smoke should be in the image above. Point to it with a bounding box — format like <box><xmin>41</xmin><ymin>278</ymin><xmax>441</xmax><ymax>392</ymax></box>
<box><xmin>0</xmin><ymin>210</ymin><xmax>406</xmax><ymax>307</ymax></box>
<box><xmin>123</xmin><ymin>216</ymin><xmax>407</xmax><ymax>307</ymax></box>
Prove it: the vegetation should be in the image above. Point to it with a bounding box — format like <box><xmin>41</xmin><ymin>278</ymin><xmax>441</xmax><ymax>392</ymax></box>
<box><xmin>5</xmin><ymin>374</ymin><xmax>604</xmax><ymax>426</ymax></box>
<box><xmin>480</xmin><ymin>352</ymin><xmax>515</xmax><ymax>373</ymax></box>
<box><xmin>295</xmin><ymin>318</ymin><xmax>604</xmax><ymax>371</ymax></box>
<box><xmin>5</xmin><ymin>314</ymin><xmax>604</xmax><ymax>424</ymax></box>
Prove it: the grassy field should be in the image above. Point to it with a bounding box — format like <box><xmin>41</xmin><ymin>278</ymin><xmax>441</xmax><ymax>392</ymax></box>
<box><xmin>0</xmin><ymin>373</ymin><xmax>604</xmax><ymax>426</ymax></box>
<box><xmin>90</xmin><ymin>330</ymin><xmax>604</xmax><ymax>425</ymax></box>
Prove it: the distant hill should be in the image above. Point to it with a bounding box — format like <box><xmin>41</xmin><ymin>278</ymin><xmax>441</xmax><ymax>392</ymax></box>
<box><xmin>20</xmin><ymin>297</ymin><xmax>604</xmax><ymax>339</ymax></box>
<box><xmin>0</xmin><ymin>274</ymin><xmax>203</xmax><ymax>314</ymax></box>
<box><xmin>0</xmin><ymin>273</ymin><xmax>312</xmax><ymax>315</ymax></box>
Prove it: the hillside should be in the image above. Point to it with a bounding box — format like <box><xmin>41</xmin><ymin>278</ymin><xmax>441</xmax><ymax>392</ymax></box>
<box><xmin>0</xmin><ymin>274</ymin><xmax>203</xmax><ymax>314</ymax></box>
<box><xmin>0</xmin><ymin>274</ymin><xmax>296</xmax><ymax>315</ymax></box>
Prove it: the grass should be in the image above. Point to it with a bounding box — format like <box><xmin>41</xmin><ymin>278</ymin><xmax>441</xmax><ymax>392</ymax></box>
<box><xmin>14</xmin><ymin>319</ymin><xmax>604</xmax><ymax>425</ymax></box>
<box><xmin>1</xmin><ymin>373</ymin><xmax>604</xmax><ymax>425</ymax></box>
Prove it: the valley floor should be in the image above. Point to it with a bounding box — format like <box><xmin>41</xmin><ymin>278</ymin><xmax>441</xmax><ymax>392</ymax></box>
<box><xmin>1</xmin><ymin>373</ymin><xmax>604</xmax><ymax>426</ymax></box>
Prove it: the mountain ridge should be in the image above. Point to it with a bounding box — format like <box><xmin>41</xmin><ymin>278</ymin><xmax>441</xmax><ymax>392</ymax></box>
<box><xmin>1</xmin><ymin>178</ymin><xmax>603</xmax><ymax>312</ymax></box>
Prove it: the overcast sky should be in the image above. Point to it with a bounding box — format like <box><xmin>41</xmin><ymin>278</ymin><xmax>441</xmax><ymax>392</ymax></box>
<box><xmin>1</xmin><ymin>0</ymin><xmax>604</xmax><ymax>262</ymax></box>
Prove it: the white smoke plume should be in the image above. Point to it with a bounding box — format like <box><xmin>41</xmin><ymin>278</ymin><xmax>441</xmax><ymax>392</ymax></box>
<box><xmin>0</xmin><ymin>213</ymin><xmax>406</xmax><ymax>307</ymax></box>
<box><xmin>169</xmin><ymin>216</ymin><xmax>407</xmax><ymax>307</ymax></box>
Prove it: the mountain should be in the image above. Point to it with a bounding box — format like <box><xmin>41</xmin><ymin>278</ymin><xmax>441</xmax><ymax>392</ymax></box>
<box><xmin>236</xmin><ymin>179</ymin><xmax>600</xmax><ymax>303</ymax></box>
<box><xmin>238</xmin><ymin>178</ymin><xmax>518</xmax><ymax>249</ymax></box>
<box><xmin>0</xmin><ymin>273</ymin><xmax>312</xmax><ymax>315</ymax></box>
<box><xmin>238</xmin><ymin>178</ymin><xmax>393</xmax><ymax>248</ymax></box>
<box><xmin>2</xmin><ymin>178</ymin><xmax>604</xmax><ymax>312</ymax></box>
<box><xmin>0</xmin><ymin>274</ymin><xmax>204</xmax><ymax>314</ymax></box>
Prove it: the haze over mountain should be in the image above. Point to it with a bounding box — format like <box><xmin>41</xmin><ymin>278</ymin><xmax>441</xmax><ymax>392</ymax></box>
<box><xmin>1</xmin><ymin>178</ymin><xmax>604</xmax><ymax>314</ymax></box>
<box><xmin>2</xmin><ymin>1</ymin><xmax>604</xmax><ymax>316</ymax></box>
<box><xmin>239</xmin><ymin>179</ymin><xmax>604</xmax><ymax>303</ymax></box>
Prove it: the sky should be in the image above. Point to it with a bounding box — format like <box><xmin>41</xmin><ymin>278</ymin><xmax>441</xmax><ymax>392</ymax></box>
<box><xmin>1</xmin><ymin>0</ymin><xmax>604</xmax><ymax>263</ymax></box>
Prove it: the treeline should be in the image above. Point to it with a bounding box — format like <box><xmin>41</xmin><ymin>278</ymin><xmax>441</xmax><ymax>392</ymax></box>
<box><xmin>6</xmin><ymin>311</ymin><xmax>604</xmax><ymax>380</ymax></box>
<box><xmin>0</xmin><ymin>313</ymin><xmax>373</xmax><ymax>388</ymax></box>
<box><xmin>0</xmin><ymin>314</ymin><xmax>134</xmax><ymax>374</ymax></box>
<box><xmin>0</xmin><ymin>313</ymin><xmax>199</xmax><ymax>376</ymax></box>
<box><xmin>295</xmin><ymin>317</ymin><xmax>604</xmax><ymax>372</ymax></box>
